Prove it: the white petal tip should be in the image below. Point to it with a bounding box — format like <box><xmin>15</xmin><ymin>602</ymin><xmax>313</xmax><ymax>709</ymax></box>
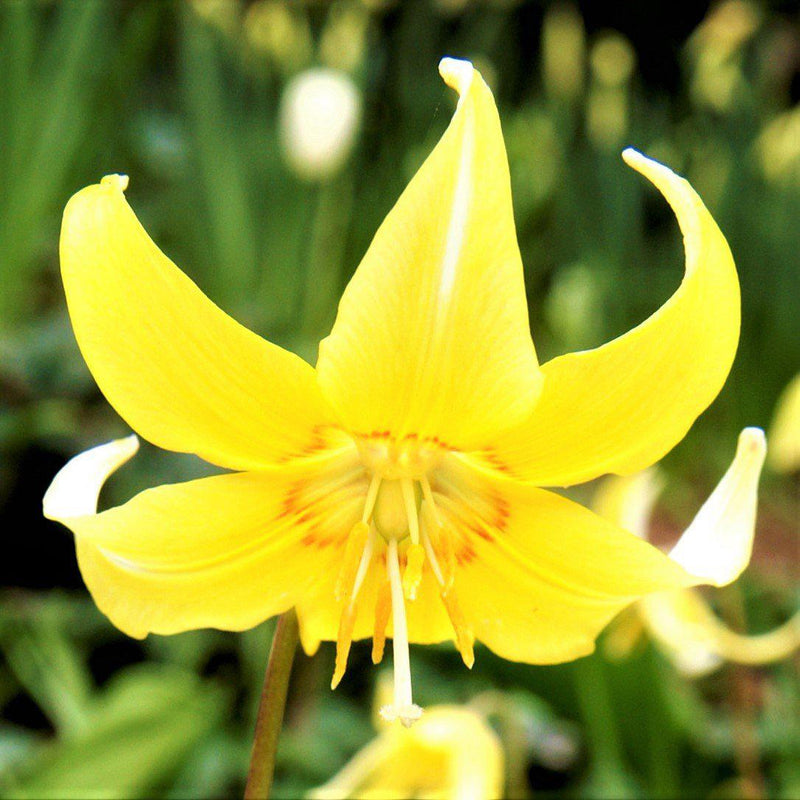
<box><xmin>100</xmin><ymin>174</ymin><xmax>129</xmax><ymax>192</ymax></box>
<box><xmin>43</xmin><ymin>435</ymin><xmax>139</xmax><ymax>521</ymax></box>
<box><xmin>621</xmin><ymin>147</ymin><xmax>643</xmax><ymax>165</ymax></box>
<box><xmin>738</xmin><ymin>426</ymin><xmax>767</xmax><ymax>459</ymax></box>
<box><xmin>379</xmin><ymin>703</ymin><xmax>423</xmax><ymax>728</ymax></box>
<box><xmin>438</xmin><ymin>57</ymin><xmax>474</xmax><ymax>95</ymax></box>
<box><xmin>621</xmin><ymin>148</ymin><xmax>665</xmax><ymax>180</ymax></box>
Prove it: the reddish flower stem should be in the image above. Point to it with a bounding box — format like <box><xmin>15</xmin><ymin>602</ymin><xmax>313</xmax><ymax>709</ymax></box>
<box><xmin>244</xmin><ymin>610</ymin><xmax>299</xmax><ymax>800</ymax></box>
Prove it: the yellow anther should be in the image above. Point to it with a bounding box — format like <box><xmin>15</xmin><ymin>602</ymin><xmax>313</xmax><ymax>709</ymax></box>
<box><xmin>332</xmin><ymin>602</ymin><xmax>358</xmax><ymax>689</ymax></box>
<box><xmin>402</xmin><ymin>543</ymin><xmax>425</xmax><ymax>601</ymax></box>
<box><xmin>442</xmin><ymin>590</ymin><xmax>475</xmax><ymax>669</ymax></box>
<box><xmin>335</xmin><ymin>521</ymin><xmax>370</xmax><ymax>603</ymax></box>
<box><xmin>372</xmin><ymin>578</ymin><xmax>392</xmax><ymax>664</ymax></box>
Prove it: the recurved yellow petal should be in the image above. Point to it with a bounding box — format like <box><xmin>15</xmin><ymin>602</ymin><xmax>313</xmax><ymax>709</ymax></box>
<box><xmin>44</xmin><ymin>438</ymin><xmax>355</xmax><ymax>638</ymax></box>
<box><xmin>481</xmin><ymin>149</ymin><xmax>740</xmax><ymax>486</ymax></box>
<box><xmin>60</xmin><ymin>176</ymin><xmax>334</xmax><ymax>472</ymax></box>
<box><xmin>316</xmin><ymin>58</ymin><xmax>542</xmax><ymax>450</ymax></box>
<box><xmin>448</xmin><ymin>460</ymin><xmax>692</xmax><ymax>663</ymax></box>
<box><xmin>768</xmin><ymin>371</ymin><xmax>800</xmax><ymax>473</ymax></box>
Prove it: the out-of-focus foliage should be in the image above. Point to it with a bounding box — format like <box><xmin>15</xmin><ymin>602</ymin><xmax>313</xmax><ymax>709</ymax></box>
<box><xmin>0</xmin><ymin>1</ymin><xmax>797</xmax><ymax>798</ymax></box>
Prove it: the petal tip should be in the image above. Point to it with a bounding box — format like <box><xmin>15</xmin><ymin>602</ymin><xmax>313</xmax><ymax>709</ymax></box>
<box><xmin>668</xmin><ymin>427</ymin><xmax>765</xmax><ymax>588</ymax></box>
<box><xmin>739</xmin><ymin>426</ymin><xmax>767</xmax><ymax>460</ymax></box>
<box><xmin>621</xmin><ymin>146</ymin><xmax>643</xmax><ymax>165</ymax></box>
<box><xmin>100</xmin><ymin>173</ymin><xmax>129</xmax><ymax>192</ymax></box>
<box><xmin>621</xmin><ymin>147</ymin><xmax>665</xmax><ymax>180</ymax></box>
<box><xmin>438</xmin><ymin>57</ymin><xmax>475</xmax><ymax>96</ymax></box>
<box><xmin>43</xmin><ymin>435</ymin><xmax>139</xmax><ymax>522</ymax></box>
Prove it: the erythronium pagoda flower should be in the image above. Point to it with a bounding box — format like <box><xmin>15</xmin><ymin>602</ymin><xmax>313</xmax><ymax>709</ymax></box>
<box><xmin>45</xmin><ymin>58</ymin><xmax>745</xmax><ymax>726</ymax></box>
<box><xmin>308</xmin><ymin>703</ymin><xmax>504</xmax><ymax>799</ymax></box>
<box><xmin>596</xmin><ymin>430</ymin><xmax>800</xmax><ymax>676</ymax></box>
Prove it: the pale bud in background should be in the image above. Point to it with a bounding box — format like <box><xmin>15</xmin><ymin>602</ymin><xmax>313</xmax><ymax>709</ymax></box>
<box><xmin>244</xmin><ymin>0</ymin><xmax>312</xmax><ymax>73</ymax></box>
<box><xmin>188</xmin><ymin>0</ymin><xmax>240</xmax><ymax>38</ymax></box>
<box><xmin>279</xmin><ymin>68</ymin><xmax>362</xmax><ymax>181</ymax></box>
<box><xmin>587</xmin><ymin>30</ymin><xmax>636</xmax><ymax>149</ymax></box>
<box><xmin>687</xmin><ymin>0</ymin><xmax>761</xmax><ymax>112</ymax></box>
<box><xmin>320</xmin><ymin>2</ymin><xmax>370</xmax><ymax>72</ymax></box>
<box><xmin>754</xmin><ymin>107</ymin><xmax>800</xmax><ymax>187</ymax></box>
<box><xmin>542</xmin><ymin>3</ymin><xmax>586</xmax><ymax>102</ymax></box>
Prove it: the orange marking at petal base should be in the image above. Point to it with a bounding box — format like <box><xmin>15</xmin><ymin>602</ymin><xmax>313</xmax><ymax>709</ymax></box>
<box><xmin>335</xmin><ymin>521</ymin><xmax>370</xmax><ymax>603</ymax></box>
<box><xmin>472</xmin><ymin>524</ymin><xmax>494</xmax><ymax>543</ymax></box>
<box><xmin>372</xmin><ymin>578</ymin><xmax>392</xmax><ymax>664</ymax></box>
<box><xmin>480</xmin><ymin>448</ymin><xmax>514</xmax><ymax>475</ymax></box>
<box><xmin>455</xmin><ymin>547</ymin><xmax>476</xmax><ymax>567</ymax></box>
<box><xmin>402</xmin><ymin>543</ymin><xmax>425</xmax><ymax>601</ymax></box>
<box><xmin>332</xmin><ymin>602</ymin><xmax>358</xmax><ymax>689</ymax></box>
<box><xmin>442</xmin><ymin>590</ymin><xmax>475</xmax><ymax>668</ymax></box>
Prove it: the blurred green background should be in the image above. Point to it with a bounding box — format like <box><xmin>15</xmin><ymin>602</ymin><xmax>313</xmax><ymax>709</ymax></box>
<box><xmin>1</xmin><ymin>0</ymin><xmax>798</xmax><ymax>797</ymax></box>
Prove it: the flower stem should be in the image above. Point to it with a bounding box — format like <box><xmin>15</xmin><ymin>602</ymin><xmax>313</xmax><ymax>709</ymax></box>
<box><xmin>244</xmin><ymin>609</ymin><xmax>300</xmax><ymax>800</ymax></box>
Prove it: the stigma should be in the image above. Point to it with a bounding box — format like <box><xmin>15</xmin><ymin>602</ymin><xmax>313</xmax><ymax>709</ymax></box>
<box><xmin>330</xmin><ymin>434</ymin><xmax>475</xmax><ymax>726</ymax></box>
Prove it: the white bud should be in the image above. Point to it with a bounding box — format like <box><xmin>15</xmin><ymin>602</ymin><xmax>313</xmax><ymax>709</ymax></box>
<box><xmin>279</xmin><ymin>68</ymin><xmax>362</xmax><ymax>181</ymax></box>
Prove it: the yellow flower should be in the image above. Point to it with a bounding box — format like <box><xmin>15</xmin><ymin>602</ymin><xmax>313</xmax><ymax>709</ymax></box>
<box><xmin>45</xmin><ymin>58</ymin><xmax>745</xmax><ymax>725</ymax></box>
<box><xmin>596</xmin><ymin>431</ymin><xmax>800</xmax><ymax>677</ymax></box>
<box><xmin>307</xmin><ymin>704</ymin><xmax>504</xmax><ymax>800</ymax></box>
<box><xmin>768</xmin><ymin>372</ymin><xmax>800</xmax><ymax>473</ymax></box>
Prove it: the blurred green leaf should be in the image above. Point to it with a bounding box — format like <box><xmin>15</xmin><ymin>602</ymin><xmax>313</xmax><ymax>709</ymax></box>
<box><xmin>1</xmin><ymin>665</ymin><xmax>225</xmax><ymax>799</ymax></box>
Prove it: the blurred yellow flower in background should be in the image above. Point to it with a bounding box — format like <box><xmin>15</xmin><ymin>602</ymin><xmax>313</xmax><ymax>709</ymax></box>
<box><xmin>308</xmin><ymin>702</ymin><xmax>504</xmax><ymax>800</ymax></box>
<box><xmin>45</xmin><ymin>57</ymin><xmax>747</xmax><ymax>725</ymax></box>
<box><xmin>768</xmin><ymin>371</ymin><xmax>800</xmax><ymax>474</ymax></box>
<box><xmin>597</xmin><ymin>429</ymin><xmax>800</xmax><ymax>676</ymax></box>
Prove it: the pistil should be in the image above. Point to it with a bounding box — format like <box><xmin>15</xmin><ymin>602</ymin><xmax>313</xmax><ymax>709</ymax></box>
<box><xmin>379</xmin><ymin>538</ymin><xmax>423</xmax><ymax>727</ymax></box>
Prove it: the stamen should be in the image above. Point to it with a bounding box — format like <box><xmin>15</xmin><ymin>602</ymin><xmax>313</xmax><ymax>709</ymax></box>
<box><xmin>434</xmin><ymin>525</ymin><xmax>457</xmax><ymax>591</ymax></box>
<box><xmin>420</xmin><ymin>475</ymin><xmax>441</xmax><ymax>525</ymax></box>
<box><xmin>420</xmin><ymin>501</ymin><xmax>455</xmax><ymax>591</ymax></box>
<box><xmin>441</xmin><ymin>590</ymin><xmax>475</xmax><ymax>669</ymax></box>
<box><xmin>335</xmin><ymin>521</ymin><xmax>370</xmax><ymax>602</ymax></box>
<box><xmin>379</xmin><ymin>539</ymin><xmax>423</xmax><ymax>727</ymax></box>
<box><xmin>350</xmin><ymin>527</ymin><xmax>375</xmax><ymax>602</ymax></box>
<box><xmin>332</xmin><ymin>525</ymin><xmax>375</xmax><ymax>688</ymax></box>
<box><xmin>332</xmin><ymin>602</ymin><xmax>357</xmax><ymax>689</ymax></box>
<box><xmin>372</xmin><ymin>577</ymin><xmax>392</xmax><ymax>663</ymax></box>
<box><xmin>400</xmin><ymin>478</ymin><xmax>420</xmax><ymax>545</ymax></box>
<box><xmin>402</xmin><ymin>543</ymin><xmax>425</xmax><ymax>601</ymax></box>
<box><xmin>362</xmin><ymin>474</ymin><xmax>382</xmax><ymax>523</ymax></box>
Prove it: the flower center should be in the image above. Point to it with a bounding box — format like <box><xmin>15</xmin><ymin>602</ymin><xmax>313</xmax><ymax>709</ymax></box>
<box><xmin>329</xmin><ymin>435</ymin><xmax>475</xmax><ymax>727</ymax></box>
<box><xmin>357</xmin><ymin>433</ymin><xmax>445</xmax><ymax>480</ymax></box>
<box><xmin>372</xmin><ymin>479</ymin><xmax>418</xmax><ymax>542</ymax></box>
